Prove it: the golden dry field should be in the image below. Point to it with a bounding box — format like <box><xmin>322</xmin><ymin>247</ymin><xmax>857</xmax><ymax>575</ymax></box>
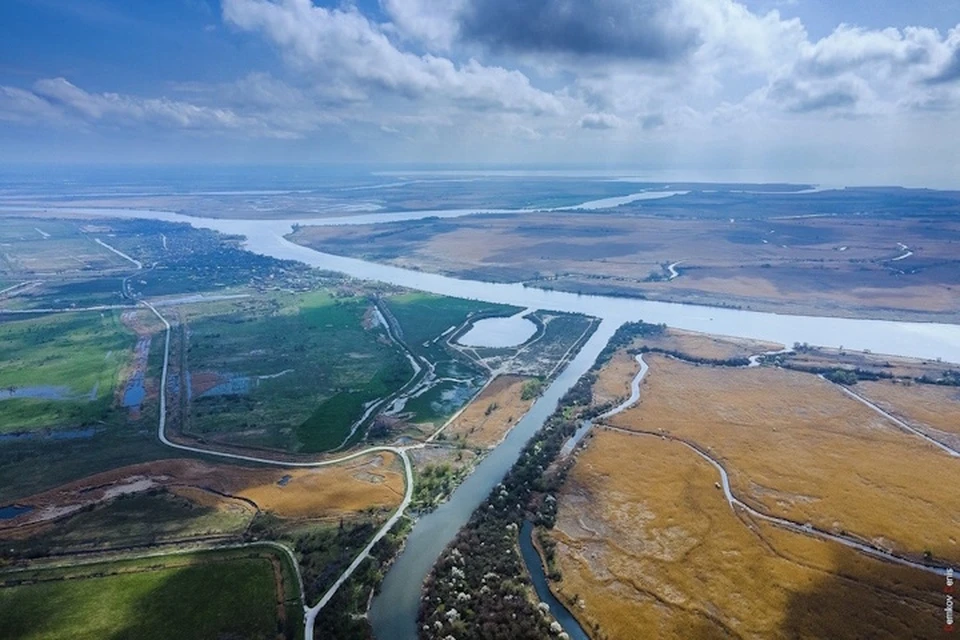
<box><xmin>607</xmin><ymin>354</ymin><xmax>960</xmax><ymax>562</ymax></box>
<box><xmin>857</xmin><ymin>380</ymin><xmax>960</xmax><ymax>439</ymax></box>
<box><xmin>630</xmin><ymin>328</ymin><xmax>783</xmax><ymax>361</ymax></box>
<box><xmin>443</xmin><ymin>375</ymin><xmax>536</xmax><ymax>448</ymax></box>
<box><xmin>549</xmin><ymin>429</ymin><xmax>945</xmax><ymax>640</ymax></box>
<box><xmin>236</xmin><ymin>453</ymin><xmax>405</xmax><ymax>519</ymax></box>
<box><xmin>592</xmin><ymin>353</ymin><xmax>641</xmax><ymax>406</ymax></box>
<box><xmin>0</xmin><ymin>453</ymin><xmax>404</xmax><ymax>537</ymax></box>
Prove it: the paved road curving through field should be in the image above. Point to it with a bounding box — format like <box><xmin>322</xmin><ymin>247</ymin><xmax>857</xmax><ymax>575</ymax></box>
<box><xmin>142</xmin><ymin>299</ymin><xmax>422</xmax><ymax>639</ymax></box>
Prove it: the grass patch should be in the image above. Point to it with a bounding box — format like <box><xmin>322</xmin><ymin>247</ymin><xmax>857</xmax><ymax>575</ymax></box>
<box><xmin>178</xmin><ymin>291</ymin><xmax>412</xmax><ymax>453</ymax></box>
<box><xmin>0</xmin><ymin>311</ymin><xmax>134</xmax><ymax>432</ymax></box>
<box><xmin>384</xmin><ymin>291</ymin><xmax>519</xmax><ymax>353</ymax></box>
<box><xmin>0</xmin><ymin>549</ymin><xmax>295</xmax><ymax>640</ymax></box>
<box><xmin>520</xmin><ymin>378</ymin><xmax>543</xmax><ymax>400</ymax></box>
<box><xmin>411</xmin><ymin>464</ymin><xmax>464</xmax><ymax>510</ymax></box>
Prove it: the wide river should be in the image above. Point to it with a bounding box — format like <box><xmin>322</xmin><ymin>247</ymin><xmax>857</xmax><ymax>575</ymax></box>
<box><xmin>12</xmin><ymin>201</ymin><xmax>960</xmax><ymax>639</ymax></box>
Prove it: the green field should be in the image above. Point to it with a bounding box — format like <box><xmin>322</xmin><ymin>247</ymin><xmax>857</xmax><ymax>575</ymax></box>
<box><xmin>0</xmin><ymin>310</ymin><xmax>134</xmax><ymax>432</ymax></box>
<box><xmin>177</xmin><ymin>291</ymin><xmax>413</xmax><ymax>453</ymax></box>
<box><xmin>0</xmin><ymin>548</ymin><xmax>299</xmax><ymax>640</ymax></box>
<box><xmin>383</xmin><ymin>292</ymin><xmax>519</xmax><ymax>351</ymax></box>
<box><xmin>179</xmin><ymin>290</ymin><xmax>519</xmax><ymax>453</ymax></box>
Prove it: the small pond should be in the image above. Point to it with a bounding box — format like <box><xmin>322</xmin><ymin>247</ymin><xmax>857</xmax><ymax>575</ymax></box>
<box><xmin>0</xmin><ymin>385</ymin><xmax>75</xmax><ymax>400</ymax></box>
<box><xmin>0</xmin><ymin>427</ymin><xmax>98</xmax><ymax>443</ymax></box>
<box><xmin>122</xmin><ymin>374</ymin><xmax>146</xmax><ymax>407</ymax></box>
<box><xmin>0</xmin><ymin>504</ymin><xmax>34</xmax><ymax>520</ymax></box>
<box><xmin>457</xmin><ymin>314</ymin><xmax>537</xmax><ymax>348</ymax></box>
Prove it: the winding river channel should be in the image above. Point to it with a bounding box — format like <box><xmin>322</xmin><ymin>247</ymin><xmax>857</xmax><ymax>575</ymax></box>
<box><xmin>11</xmin><ymin>200</ymin><xmax>960</xmax><ymax>639</ymax></box>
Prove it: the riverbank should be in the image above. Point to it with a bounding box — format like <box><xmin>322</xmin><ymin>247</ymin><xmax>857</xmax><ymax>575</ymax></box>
<box><xmin>5</xmin><ymin>203</ymin><xmax>960</xmax><ymax>640</ymax></box>
<box><xmin>540</xmin><ymin>335</ymin><xmax>959</xmax><ymax>640</ymax></box>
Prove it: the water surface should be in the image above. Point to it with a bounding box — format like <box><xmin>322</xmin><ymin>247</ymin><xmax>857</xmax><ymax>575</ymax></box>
<box><xmin>457</xmin><ymin>314</ymin><xmax>538</xmax><ymax>348</ymax></box>
<box><xmin>520</xmin><ymin>520</ymin><xmax>589</xmax><ymax>640</ymax></box>
<box><xmin>369</xmin><ymin>321</ymin><xmax>619</xmax><ymax>639</ymax></box>
<box><xmin>0</xmin><ymin>505</ymin><xmax>34</xmax><ymax>520</ymax></box>
<box><xmin>8</xmin><ymin>200</ymin><xmax>960</xmax><ymax>640</ymax></box>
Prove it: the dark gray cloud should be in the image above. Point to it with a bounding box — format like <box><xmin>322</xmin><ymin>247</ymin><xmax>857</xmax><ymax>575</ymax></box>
<box><xmin>788</xmin><ymin>90</ymin><xmax>857</xmax><ymax>113</ymax></box>
<box><xmin>768</xmin><ymin>78</ymin><xmax>860</xmax><ymax>113</ymax></box>
<box><xmin>639</xmin><ymin>113</ymin><xmax>665</xmax><ymax>130</ymax></box>
<box><xmin>925</xmin><ymin>49</ymin><xmax>960</xmax><ymax>85</ymax></box>
<box><xmin>457</xmin><ymin>0</ymin><xmax>699</xmax><ymax>62</ymax></box>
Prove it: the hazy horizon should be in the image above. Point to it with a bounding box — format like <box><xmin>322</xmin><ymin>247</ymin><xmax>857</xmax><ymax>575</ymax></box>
<box><xmin>1</xmin><ymin>1</ymin><xmax>959</xmax><ymax>187</ymax></box>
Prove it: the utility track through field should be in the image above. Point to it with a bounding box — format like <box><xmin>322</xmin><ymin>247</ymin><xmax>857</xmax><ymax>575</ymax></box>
<box><xmin>588</xmin><ymin>354</ymin><xmax>954</xmax><ymax>579</ymax></box>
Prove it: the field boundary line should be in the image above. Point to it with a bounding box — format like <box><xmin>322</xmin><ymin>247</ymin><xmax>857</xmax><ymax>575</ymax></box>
<box><xmin>826</xmin><ymin>378</ymin><xmax>960</xmax><ymax>458</ymax></box>
<box><xmin>94</xmin><ymin>237</ymin><xmax>143</xmax><ymax>269</ymax></box>
<box><xmin>599</xmin><ymin>424</ymin><xmax>952</xmax><ymax>577</ymax></box>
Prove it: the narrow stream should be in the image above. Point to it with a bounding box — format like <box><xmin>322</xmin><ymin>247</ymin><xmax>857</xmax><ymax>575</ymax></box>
<box><xmin>520</xmin><ymin>520</ymin><xmax>590</xmax><ymax>640</ymax></box>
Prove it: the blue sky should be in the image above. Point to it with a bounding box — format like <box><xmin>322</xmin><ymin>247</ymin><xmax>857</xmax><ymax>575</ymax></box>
<box><xmin>1</xmin><ymin>0</ymin><xmax>958</xmax><ymax>186</ymax></box>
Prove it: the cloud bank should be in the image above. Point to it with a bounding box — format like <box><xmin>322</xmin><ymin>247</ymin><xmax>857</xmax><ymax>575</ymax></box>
<box><xmin>0</xmin><ymin>0</ymin><xmax>957</xmax><ymax>182</ymax></box>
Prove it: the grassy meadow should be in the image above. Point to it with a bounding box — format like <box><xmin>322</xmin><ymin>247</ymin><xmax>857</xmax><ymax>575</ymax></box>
<box><xmin>549</xmin><ymin>429</ymin><xmax>944</xmax><ymax>640</ymax></box>
<box><xmin>609</xmin><ymin>354</ymin><xmax>960</xmax><ymax>562</ymax></box>
<box><xmin>177</xmin><ymin>291</ymin><xmax>412</xmax><ymax>453</ymax></box>
<box><xmin>0</xmin><ymin>549</ymin><xmax>298</xmax><ymax>640</ymax></box>
<box><xmin>0</xmin><ymin>310</ymin><xmax>134</xmax><ymax>432</ymax></box>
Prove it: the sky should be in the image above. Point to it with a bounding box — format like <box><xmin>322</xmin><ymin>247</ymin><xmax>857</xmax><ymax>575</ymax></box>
<box><xmin>0</xmin><ymin>0</ymin><xmax>959</xmax><ymax>186</ymax></box>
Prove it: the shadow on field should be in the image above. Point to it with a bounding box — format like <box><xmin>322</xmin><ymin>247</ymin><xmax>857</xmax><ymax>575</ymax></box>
<box><xmin>115</xmin><ymin>555</ymin><xmax>287</xmax><ymax>640</ymax></box>
<box><xmin>667</xmin><ymin>547</ymin><xmax>945</xmax><ymax>640</ymax></box>
<box><xmin>776</xmin><ymin>548</ymin><xmax>944</xmax><ymax>640</ymax></box>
